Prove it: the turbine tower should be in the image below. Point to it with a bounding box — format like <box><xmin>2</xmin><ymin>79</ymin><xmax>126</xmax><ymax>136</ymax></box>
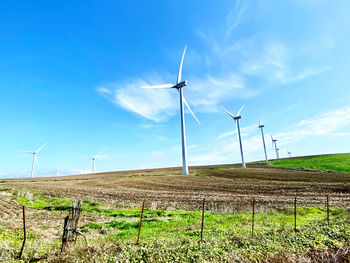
<box><xmin>221</xmin><ymin>105</ymin><xmax>246</xmax><ymax>168</ymax></box>
<box><xmin>17</xmin><ymin>143</ymin><xmax>47</xmax><ymax>178</ymax></box>
<box><xmin>141</xmin><ymin>45</ymin><xmax>200</xmax><ymax>175</ymax></box>
<box><xmin>287</xmin><ymin>148</ymin><xmax>292</xmax><ymax>158</ymax></box>
<box><xmin>270</xmin><ymin>135</ymin><xmax>279</xmax><ymax>159</ymax></box>
<box><xmin>258</xmin><ymin>119</ymin><xmax>268</xmax><ymax>162</ymax></box>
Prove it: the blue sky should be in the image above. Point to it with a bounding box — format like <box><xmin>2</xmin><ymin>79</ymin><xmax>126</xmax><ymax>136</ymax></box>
<box><xmin>1</xmin><ymin>0</ymin><xmax>350</xmax><ymax>178</ymax></box>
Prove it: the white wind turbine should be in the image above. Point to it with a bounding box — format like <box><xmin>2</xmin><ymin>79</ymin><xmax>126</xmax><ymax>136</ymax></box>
<box><xmin>141</xmin><ymin>45</ymin><xmax>200</xmax><ymax>175</ymax></box>
<box><xmin>270</xmin><ymin>135</ymin><xmax>279</xmax><ymax>159</ymax></box>
<box><xmin>17</xmin><ymin>143</ymin><xmax>47</xmax><ymax>178</ymax></box>
<box><xmin>221</xmin><ymin>105</ymin><xmax>246</xmax><ymax>168</ymax></box>
<box><xmin>85</xmin><ymin>153</ymin><xmax>105</xmax><ymax>174</ymax></box>
<box><xmin>258</xmin><ymin>119</ymin><xmax>268</xmax><ymax>162</ymax></box>
<box><xmin>15</xmin><ymin>169</ymin><xmax>25</xmax><ymax>178</ymax></box>
<box><xmin>287</xmin><ymin>148</ymin><xmax>292</xmax><ymax>158</ymax></box>
<box><xmin>55</xmin><ymin>167</ymin><xmax>62</xmax><ymax>177</ymax></box>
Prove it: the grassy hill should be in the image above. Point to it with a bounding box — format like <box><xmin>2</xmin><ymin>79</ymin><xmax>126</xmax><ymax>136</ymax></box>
<box><xmin>270</xmin><ymin>153</ymin><xmax>350</xmax><ymax>173</ymax></box>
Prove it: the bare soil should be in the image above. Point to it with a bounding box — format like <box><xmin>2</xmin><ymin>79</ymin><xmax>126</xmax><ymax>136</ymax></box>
<box><xmin>1</xmin><ymin>162</ymin><xmax>349</xmax><ymax>211</ymax></box>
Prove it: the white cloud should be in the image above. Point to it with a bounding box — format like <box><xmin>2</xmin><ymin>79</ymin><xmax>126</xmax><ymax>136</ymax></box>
<box><xmin>241</xmin><ymin>41</ymin><xmax>332</xmax><ymax>84</ymax></box>
<box><xmin>187</xmin><ymin>73</ymin><xmax>256</xmax><ymax>112</ymax></box>
<box><xmin>96</xmin><ymin>87</ymin><xmax>111</xmax><ymax>95</ymax></box>
<box><xmin>226</xmin><ymin>2</ymin><xmax>246</xmax><ymax>36</ymax></box>
<box><xmin>97</xmin><ymin>77</ymin><xmax>178</xmax><ymax>122</ymax></box>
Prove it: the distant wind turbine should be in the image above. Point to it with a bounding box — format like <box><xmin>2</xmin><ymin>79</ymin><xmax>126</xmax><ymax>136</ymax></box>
<box><xmin>15</xmin><ymin>169</ymin><xmax>25</xmax><ymax>178</ymax></box>
<box><xmin>221</xmin><ymin>105</ymin><xmax>246</xmax><ymax>168</ymax></box>
<box><xmin>85</xmin><ymin>153</ymin><xmax>106</xmax><ymax>174</ymax></box>
<box><xmin>270</xmin><ymin>135</ymin><xmax>279</xmax><ymax>159</ymax></box>
<box><xmin>56</xmin><ymin>167</ymin><xmax>62</xmax><ymax>177</ymax></box>
<box><xmin>287</xmin><ymin>148</ymin><xmax>292</xmax><ymax>158</ymax></box>
<box><xmin>17</xmin><ymin>143</ymin><xmax>47</xmax><ymax>178</ymax></box>
<box><xmin>258</xmin><ymin>119</ymin><xmax>268</xmax><ymax>162</ymax></box>
<box><xmin>141</xmin><ymin>45</ymin><xmax>200</xmax><ymax>175</ymax></box>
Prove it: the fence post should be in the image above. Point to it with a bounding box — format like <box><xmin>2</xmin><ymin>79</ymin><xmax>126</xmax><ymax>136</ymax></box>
<box><xmin>201</xmin><ymin>198</ymin><xmax>205</xmax><ymax>242</ymax></box>
<box><xmin>61</xmin><ymin>200</ymin><xmax>82</xmax><ymax>253</ymax></box>
<box><xmin>294</xmin><ymin>195</ymin><xmax>297</xmax><ymax>231</ymax></box>
<box><xmin>136</xmin><ymin>200</ymin><xmax>145</xmax><ymax>245</ymax></box>
<box><xmin>326</xmin><ymin>195</ymin><xmax>330</xmax><ymax>225</ymax></box>
<box><xmin>19</xmin><ymin>206</ymin><xmax>26</xmax><ymax>259</ymax></box>
<box><xmin>252</xmin><ymin>198</ymin><xmax>255</xmax><ymax>237</ymax></box>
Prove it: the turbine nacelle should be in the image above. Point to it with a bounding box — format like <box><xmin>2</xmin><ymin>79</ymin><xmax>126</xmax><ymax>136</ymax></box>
<box><xmin>174</xmin><ymin>80</ymin><xmax>188</xmax><ymax>90</ymax></box>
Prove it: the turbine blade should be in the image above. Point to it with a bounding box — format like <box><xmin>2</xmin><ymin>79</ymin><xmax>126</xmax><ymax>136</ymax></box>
<box><xmin>177</xmin><ymin>45</ymin><xmax>187</xmax><ymax>84</ymax></box>
<box><xmin>141</xmin><ymin>84</ymin><xmax>174</xmax><ymax>89</ymax></box>
<box><xmin>35</xmin><ymin>142</ymin><xmax>47</xmax><ymax>153</ymax></box>
<box><xmin>236</xmin><ymin>104</ymin><xmax>245</xmax><ymax>117</ymax></box>
<box><xmin>220</xmin><ymin>106</ymin><xmax>235</xmax><ymax>118</ymax></box>
<box><xmin>183</xmin><ymin>96</ymin><xmax>200</xmax><ymax>124</ymax></box>
<box><xmin>35</xmin><ymin>156</ymin><xmax>40</xmax><ymax>168</ymax></box>
<box><xmin>17</xmin><ymin>150</ymin><xmax>32</xmax><ymax>153</ymax></box>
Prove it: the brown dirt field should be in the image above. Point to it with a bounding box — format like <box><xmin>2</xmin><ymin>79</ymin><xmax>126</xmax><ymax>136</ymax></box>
<box><xmin>1</xmin><ymin>163</ymin><xmax>349</xmax><ymax>211</ymax></box>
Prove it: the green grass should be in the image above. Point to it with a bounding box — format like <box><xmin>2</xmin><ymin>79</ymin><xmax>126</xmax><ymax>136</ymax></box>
<box><xmin>1</xmin><ymin>188</ymin><xmax>350</xmax><ymax>262</ymax></box>
<box><xmin>2</xmin><ymin>189</ymin><xmax>118</xmax><ymax>215</ymax></box>
<box><xmin>1</xmin><ymin>191</ymin><xmax>350</xmax><ymax>262</ymax></box>
<box><xmin>270</xmin><ymin>153</ymin><xmax>350</xmax><ymax>173</ymax></box>
<box><xmin>64</xmin><ymin>207</ymin><xmax>350</xmax><ymax>262</ymax></box>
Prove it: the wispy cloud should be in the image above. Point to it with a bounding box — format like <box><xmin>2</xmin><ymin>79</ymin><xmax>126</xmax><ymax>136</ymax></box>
<box><xmin>226</xmin><ymin>1</ymin><xmax>247</xmax><ymax>36</ymax></box>
<box><xmin>187</xmin><ymin>73</ymin><xmax>257</xmax><ymax>112</ymax></box>
<box><xmin>97</xmin><ymin>76</ymin><xmax>178</xmax><ymax>122</ymax></box>
<box><xmin>240</xmin><ymin>41</ymin><xmax>332</xmax><ymax>84</ymax></box>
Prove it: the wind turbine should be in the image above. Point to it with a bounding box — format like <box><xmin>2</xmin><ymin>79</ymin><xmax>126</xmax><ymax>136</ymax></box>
<box><xmin>17</xmin><ymin>143</ymin><xmax>47</xmax><ymax>178</ymax></box>
<box><xmin>270</xmin><ymin>135</ymin><xmax>279</xmax><ymax>159</ymax></box>
<box><xmin>85</xmin><ymin>153</ymin><xmax>105</xmax><ymax>174</ymax></box>
<box><xmin>221</xmin><ymin>105</ymin><xmax>246</xmax><ymax>168</ymax></box>
<box><xmin>15</xmin><ymin>170</ymin><xmax>25</xmax><ymax>178</ymax></box>
<box><xmin>258</xmin><ymin>119</ymin><xmax>268</xmax><ymax>162</ymax></box>
<box><xmin>56</xmin><ymin>167</ymin><xmax>62</xmax><ymax>177</ymax></box>
<box><xmin>141</xmin><ymin>45</ymin><xmax>200</xmax><ymax>175</ymax></box>
<box><xmin>287</xmin><ymin>148</ymin><xmax>292</xmax><ymax>158</ymax></box>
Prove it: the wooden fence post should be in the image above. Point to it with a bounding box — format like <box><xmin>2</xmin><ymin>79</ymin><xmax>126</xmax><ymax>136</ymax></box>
<box><xmin>61</xmin><ymin>200</ymin><xmax>82</xmax><ymax>253</ymax></box>
<box><xmin>19</xmin><ymin>206</ymin><xmax>26</xmax><ymax>259</ymax></box>
<box><xmin>252</xmin><ymin>198</ymin><xmax>255</xmax><ymax>237</ymax></box>
<box><xmin>326</xmin><ymin>195</ymin><xmax>330</xmax><ymax>225</ymax></box>
<box><xmin>294</xmin><ymin>195</ymin><xmax>297</xmax><ymax>231</ymax></box>
<box><xmin>201</xmin><ymin>198</ymin><xmax>205</xmax><ymax>242</ymax></box>
<box><xmin>136</xmin><ymin>200</ymin><xmax>145</xmax><ymax>245</ymax></box>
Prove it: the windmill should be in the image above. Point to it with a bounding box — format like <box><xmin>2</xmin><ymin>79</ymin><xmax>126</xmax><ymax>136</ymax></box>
<box><xmin>270</xmin><ymin>135</ymin><xmax>279</xmax><ymax>159</ymax></box>
<box><xmin>287</xmin><ymin>148</ymin><xmax>292</xmax><ymax>158</ymax></box>
<box><xmin>85</xmin><ymin>153</ymin><xmax>105</xmax><ymax>173</ymax></box>
<box><xmin>17</xmin><ymin>143</ymin><xmax>47</xmax><ymax>178</ymax></box>
<box><xmin>221</xmin><ymin>105</ymin><xmax>246</xmax><ymax>168</ymax></box>
<box><xmin>141</xmin><ymin>45</ymin><xmax>200</xmax><ymax>175</ymax></box>
<box><xmin>15</xmin><ymin>169</ymin><xmax>25</xmax><ymax>178</ymax></box>
<box><xmin>55</xmin><ymin>167</ymin><xmax>62</xmax><ymax>177</ymax></box>
<box><xmin>258</xmin><ymin>119</ymin><xmax>268</xmax><ymax>162</ymax></box>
